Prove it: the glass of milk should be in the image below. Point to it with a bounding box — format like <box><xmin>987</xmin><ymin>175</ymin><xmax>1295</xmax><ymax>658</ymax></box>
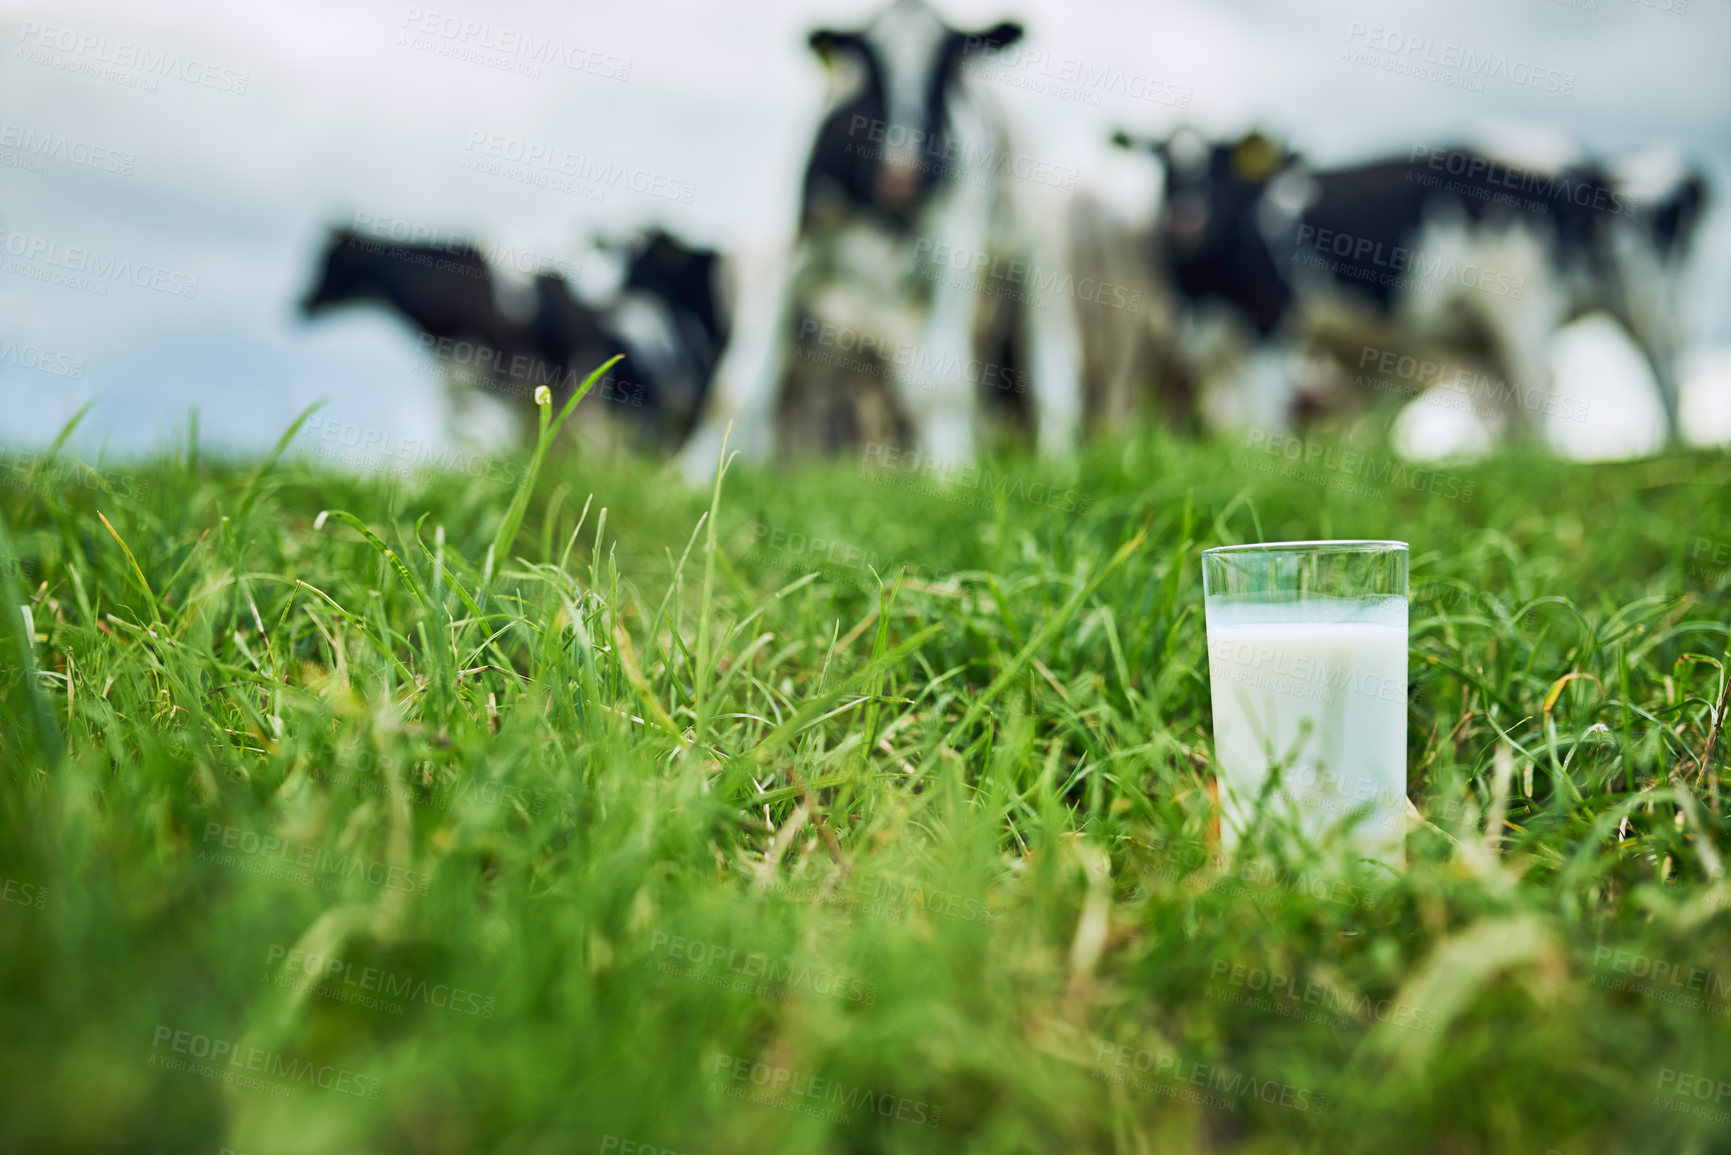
<box><xmin>1202</xmin><ymin>540</ymin><xmax>1409</xmax><ymax>867</ymax></box>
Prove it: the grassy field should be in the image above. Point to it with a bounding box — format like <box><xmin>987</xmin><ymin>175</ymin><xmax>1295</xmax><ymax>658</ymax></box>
<box><xmin>3</xmin><ymin>392</ymin><xmax>1731</xmax><ymax>1154</ymax></box>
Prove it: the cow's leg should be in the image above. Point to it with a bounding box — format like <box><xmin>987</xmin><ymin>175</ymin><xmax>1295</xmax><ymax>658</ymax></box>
<box><xmin>1021</xmin><ymin>199</ymin><xmax>1082</xmax><ymax>455</ymax></box>
<box><xmin>907</xmin><ymin>181</ymin><xmax>995</xmax><ymax>464</ymax></box>
<box><xmin>676</xmin><ymin>244</ymin><xmax>797</xmax><ymax>484</ymax></box>
<box><xmin>1609</xmin><ymin>244</ymin><xmax>1687</xmax><ymax>443</ymax></box>
<box><xmin>1603</xmin><ymin>282</ymin><xmax>1685</xmax><ymax>442</ymax></box>
<box><xmin>1645</xmin><ymin>344</ymin><xmax>1684</xmax><ymax>444</ymax></box>
<box><xmin>1403</xmin><ymin>221</ymin><xmax>1567</xmax><ymax>440</ymax></box>
<box><xmin>1473</xmin><ymin>287</ymin><xmax>1567</xmax><ymax>441</ymax></box>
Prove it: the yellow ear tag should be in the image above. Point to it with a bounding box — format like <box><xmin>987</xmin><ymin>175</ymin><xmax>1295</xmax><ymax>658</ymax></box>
<box><xmin>1233</xmin><ymin>134</ymin><xmax>1282</xmax><ymax>183</ymax></box>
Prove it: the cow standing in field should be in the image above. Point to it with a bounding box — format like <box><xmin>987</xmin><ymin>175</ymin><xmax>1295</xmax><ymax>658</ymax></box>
<box><xmin>1066</xmin><ymin>134</ymin><xmax>1191</xmax><ymax>436</ymax></box>
<box><xmin>1115</xmin><ymin>129</ymin><xmax>1707</xmax><ymax>440</ymax></box>
<box><xmin>677</xmin><ymin>0</ymin><xmax>1081</xmax><ymax>480</ymax></box>
<box><xmin>300</xmin><ymin>227</ymin><xmax>727</xmax><ymax>450</ymax></box>
<box><xmin>603</xmin><ymin>228</ymin><xmax>731</xmax><ymax>448</ymax></box>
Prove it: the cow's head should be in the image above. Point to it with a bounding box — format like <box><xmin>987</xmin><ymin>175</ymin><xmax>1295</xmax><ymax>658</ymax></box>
<box><xmin>1118</xmin><ymin>128</ymin><xmax>1304</xmax><ymax>267</ymax></box>
<box><xmin>299</xmin><ymin>228</ymin><xmax>371</xmax><ymax>316</ymax></box>
<box><xmin>802</xmin><ymin>0</ymin><xmax>1022</xmax><ymax>229</ymax></box>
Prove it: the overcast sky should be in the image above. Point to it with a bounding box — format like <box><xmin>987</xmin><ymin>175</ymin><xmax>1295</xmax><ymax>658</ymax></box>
<box><xmin>2</xmin><ymin>0</ymin><xmax>1727</xmax><ymax>457</ymax></box>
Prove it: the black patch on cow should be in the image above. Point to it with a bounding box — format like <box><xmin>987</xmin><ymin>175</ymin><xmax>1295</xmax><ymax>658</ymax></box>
<box><xmin>299</xmin><ymin>226</ymin><xmax>696</xmax><ymax>445</ymax></box>
<box><xmin>623</xmin><ymin>229</ymin><xmax>727</xmax><ymax>370</ymax></box>
<box><xmin>1156</xmin><ymin>133</ymin><xmax>1296</xmax><ymax>335</ymax></box>
<box><xmin>301</xmin><ymin>229</ymin><xmax>514</xmax><ymax>347</ymax></box>
<box><xmin>799</xmin><ymin>20</ymin><xmax>1022</xmax><ymax>232</ymax></box>
<box><xmin>1647</xmin><ymin>171</ymin><xmax>1710</xmax><ymax>259</ymax></box>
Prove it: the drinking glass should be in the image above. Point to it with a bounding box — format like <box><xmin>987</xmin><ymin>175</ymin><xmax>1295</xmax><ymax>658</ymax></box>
<box><xmin>1201</xmin><ymin>540</ymin><xmax>1409</xmax><ymax>866</ymax></box>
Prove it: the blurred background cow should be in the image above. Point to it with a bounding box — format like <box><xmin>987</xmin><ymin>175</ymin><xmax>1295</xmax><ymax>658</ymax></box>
<box><xmin>301</xmin><ymin>225</ymin><xmax>725</xmax><ymax>452</ymax></box>
<box><xmin>4</xmin><ymin>0</ymin><xmax>1726</xmax><ymax>467</ymax></box>
<box><xmin>287</xmin><ymin>0</ymin><xmax>1715</xmax><ymax>474</ymax></box>
<box><xmin>1110</xmin><ymin>126</ymin><xmax>1709</xmax><ymax>446</ymax></box>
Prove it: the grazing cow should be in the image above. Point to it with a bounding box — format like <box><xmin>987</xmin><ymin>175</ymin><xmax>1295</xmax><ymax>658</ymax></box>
<box><xmin>299</xmin><ymin>230</ymin><xmax>517</xmax><ymax>352</ymax></box>
<box><xmin>301</xmin><ymin>227</ymin><xmax>726</xmax><ymax>450</ymax></box>
<box><xmin>606</xmin><ymin>228</ymin><xmax>730</xmax><ymax>448</ymax></box>
<box><xmin>677</xmin><ymin>0</ymin><xmax>1081</xmax><ymax>481</ymax></box>
<box><xmin>1117</xmin><ymin>129</ymin><xmax>1701</xmax><ymax>440</ymax></box>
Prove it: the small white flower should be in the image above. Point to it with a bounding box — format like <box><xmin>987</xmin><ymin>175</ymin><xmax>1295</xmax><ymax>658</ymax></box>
<box><xmin>534</xmin><ymin>386</ymin><xmax>552</xmax><ymax>407</ymax></box>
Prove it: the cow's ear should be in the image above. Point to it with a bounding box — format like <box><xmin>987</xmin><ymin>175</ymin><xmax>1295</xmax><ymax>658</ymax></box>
<box><xmin>967</xmin><ymin>21</ymin><xmax>1023</xmax><ymax>51</ymax></box>
<box><xmin>1682</xmin><ymin>170</ymin><xmax>1710</xmax><ymax>212</ymax></box>
<box><xmin>1232</xmin><ymin>131</ymin><xmax>1287</xmax><ymax>183</ymax></box>
<box><xmin>809</xmin><ymin>29</ymin><xmax>858</xmax><ymax>61</ymax></box>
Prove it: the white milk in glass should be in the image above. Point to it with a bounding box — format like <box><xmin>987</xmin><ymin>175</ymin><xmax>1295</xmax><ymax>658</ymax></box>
<box><xmin>1205</xmin><ymin>596</ymin><xmax>1407</xmax><ymax>865</ymax></box>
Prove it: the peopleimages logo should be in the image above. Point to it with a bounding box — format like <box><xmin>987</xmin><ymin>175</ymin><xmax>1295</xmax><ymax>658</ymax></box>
<box><xmin>1207</xmin><ymin>959</ymin><xmax>1441</xmax><ymax>1033</ymax></box>
<box><xmin>1139</xmin><ymin>831</ymin><xmax>1377</xmax><ymax>911</ymax></box>
<box><xmin>1654</xmin><ymin>1067</ymin><xmax>1731</xmax><ymax>1124</ymax></box>
<box><xmin>0</xmin><ymin>338</ymin><xmax>85</xmax><ymax>379</ymax></box>
<box><xmin>15</xmin><ymin>21</ymin><xmax>250</xmax><ymax>94</ymax></box>
<box><xmin>400</xmin><ymin>8</ymin><xmax>631</xmax><ymax>80</ymax></box>
<box><xmin>598</xmin><ymin>1138</ymin><xmax>688</xmax><ymax>1155</ymax></box>
<box><xmin>1208</xmin><ymin>635</ymin><xmax>1408</xmax><ymax>704</ymax></box>
<box><xmin>302</xmin><ymin>414</ymin><xmax>522</xmax><ymax>486</ymax></box>
<box><xmin>912</xmin><ymin>238</ymin><xmax>1144</xmax><ymax>313</ymax></box>
<box><xmin>959</xmin><ymin>38</ymin><xmax>1193</xmax><ymax>109</ymax></box>
<box><xmin>265</xmin><ymin>944</ymin><xmax>496</xmax><ymax>1017</ymax></box>
<box><xmin>351</xmin><ymin>210</ymin><xmax>583</xmax><ymax>280</ymax></box>
<box><xmin>150</xmin><ymin>1025</ymin><xmax>382</xmax><ymax>1098</ymax></box>
<box><xmin>797</xmin><ymin>318</ymin><xmax>1028</xmax><ymax>397</ymax></box>
<box><xmin>1</xmin><ymin>877</ymin><xmax>48</xmax><ymax>910</ymax></box>
<box><xmin>1691</xmin><ymin>538</ymin><xmax>1731</xmax><ymax>586</ymax></box>
<box><xmin>1092</xmin><ymin>1040</ymin><xmax>1328</xmax><ymax>1114</ymax></box>
<box><xmin>1355</xmin><ymin>345</ymin><xmax>1588</xmax><ymax>423</ymax></box>
<box><xmin>744</xmin><ymin>522</ymin><xmax>952</xmax><ymax>589</ymax></box>
<box><xmin>1293</xmin><ymin>223</ymin><xmax>1527</xmax><ymax>299</ymax></box>
<box><xmin>462</xmin><ymin>131</ymin><xmax>696</xmax><ymax>204</ymax></box>
<box><xmin>766</xmin><ymin>872</ymin><xmax>1002</xmax><ymax>925</ymax></box>
<box><xmin>411</xmin><ymin>334</ymin><xmax>646</xmax><ymax>408</ymax></box>
<box><xmin>709</xmin><ymin>1053</ymin><xmax>944</xmax><ymax>1128</ymax></box>
<box><xmin>844</xmin><ymin>115</ymin><xmax>1080</xmax><ymax>190</ymax></box>
<box><xmin>1409</xmin><ymin>146</ymin><xmax>1634</xmax><ymax>217</ymax></box>
<box><xmin>199</xmin><ymin>821</ymin><xmax>432</xmax><ymax>895</ymax></box>
<box><xmin>862</xmin><ymin>442</ymin><xmax>1092</xmax><ymax>515</ymax></box>
<box><xmin>1590</xmin><ymin>945</ymin><xmax>1731</xmax><ymax>1015</ymax></box>
<box><xmin>650</xmin><ymin>930</ymin><xmax>879</xmax><ymax>1005</ymax></box>
<box><xmin>0</xmin><ymin>122</ymin><xmax>136</xmax><ymax>175</ymax></box>
<box><xmin>0</xmin><ymin>228</ymin><xmax>199</xmax><ymax>299</ymax></box>
<box><xmin>0</xmin><ymin>448</ymin><xmax>154</xmax><ymax>503</ymax></box>
<box><xmin>1240</xmin><ymin>430</ymin><xmax>1475</xmax><ymax>501</ymax></box>
<box><xmin>1341</xmin><ymin>23</ymin><xmax>1575</xmax><ymax>95</ymax></box>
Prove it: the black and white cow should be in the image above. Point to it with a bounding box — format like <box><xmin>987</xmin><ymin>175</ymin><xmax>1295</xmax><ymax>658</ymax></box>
<box><xmin>605</xmin><ymin>228</ymin><xmax>730</xmax><ymax>448</ymax></box>
<box><xmin>301</xmin><ymin>227</ymin><xmax>727</xmax><ymax>450</ymax></box>
<box><xmin>677</xmin><ymin>0</ymin><xmax>1081</xmax><ymax>479</ymax></box>
<box><xmin>1117</xmin><ymin>129</ymin><xmax>1705</xmax><ymax>440</ymax></box>
<box><xmin>299</xmin><ymin>230</ymin><xmax>520</xmax><ymax>353</ymax></box>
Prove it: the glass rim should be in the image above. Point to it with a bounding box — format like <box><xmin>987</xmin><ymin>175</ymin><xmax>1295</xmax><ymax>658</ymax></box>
<box><xmin>1202</xmin><ymin>539</ymin><xmax>1408</xmax><ymax>557</ymax></box>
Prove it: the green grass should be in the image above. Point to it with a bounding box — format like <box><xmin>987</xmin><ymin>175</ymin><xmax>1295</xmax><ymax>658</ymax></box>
<box><xmin>3</xmin><ymin>406</ymin><xmax>1731</xmax><ymax>1154</ymax></box>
